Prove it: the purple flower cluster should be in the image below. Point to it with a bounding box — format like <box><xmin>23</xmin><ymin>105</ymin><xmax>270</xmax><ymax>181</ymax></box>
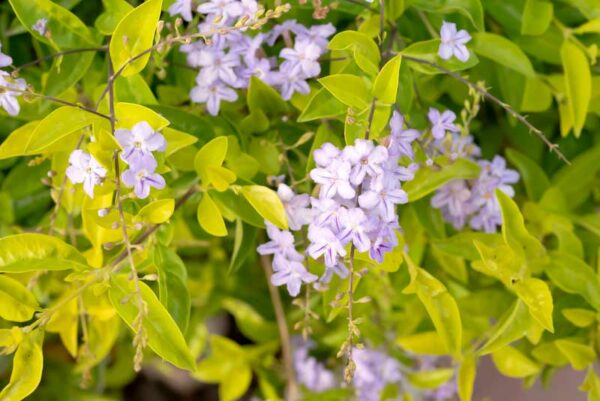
<box><xmin>0</xmin><ymin>43</ymin><xmax>26</xmax><ymax>117</ymax></box>
<box><xmin>178</xmin><ymin>4</ymin><xmax>334</xmax><ymax>115</ymax></box>
<box><xmin>257</xmin><ymin>115</ymin><xmax>418</xmax><ymax>296</ymax></box>
<box><xmin>353</xmin><ymin>348</ymin><xmax>403</xmax><ymax>401</ymax></box>
<box><xmin>293</xmin><ymin>339</ymin><xmax>336</xmax><ymax>393</ymax></box>
<box><xmin>426</xmin><ymin>108</ymin><xmax>519</xmax><ymax>232</ymax></box>
<box><xmin>116</xmin><ymin>121</ymin><xmax>167</xmax><ymax>199</ymax></box>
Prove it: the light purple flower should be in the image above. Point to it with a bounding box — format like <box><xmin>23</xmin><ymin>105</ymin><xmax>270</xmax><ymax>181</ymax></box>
<box><xmin>66</xmin><ymin>150</ymin><xmax>107</xmax><ymax>198</ymax></box>
<box><xmin>271</xmin><ymin>259</ymin><xmax>317</xmax><ymax>297</ymax></box>
<box><xmin>307</xmin><ymin>225</ymin><xmax>346</xmax><ymax>267</ymax></box>
<box><xmin>115</xmin><ymin>121</ymin><xmax>165</xmax><ymax>166</ymax></box>
<box><xmin>190</xmin><ymin>79</ymin><xmax>238</xmax><ymax>116</ymax></box>
<box><xmin>277</xmin><ymin>184</ymin><xmax>312</xmax><ymax>231</ymax></box>
<box><xmin>353</xmin><ymin>348</ymin><xmax>402</xmax><ymax>401</ymax></box>
<box><xmin>196</xmin><ymin>48</ymin><xmax>240</xmax><ymax>86</ymax></box>
<box><xmin>280</xmin><ymin>40</ymin><xmax>322</xmax><ymax>78</ymax></box>
<box><xmin>168</xmin><ymin>0</ymin><xmax>193</xmax><ymax>21</ymax></box>
<box><xmin>121</xmin><ymin>157</ymin><xmax>165</xmax><ymax>199</ymax></box>
<box><xmin>438</xmin><ymin>21</ymin><xmax>471</xmax><ymax>62</ymax></box>
<box><xmin>315</xmin><ymin>262</ymin><xmax>349</xmax><ymax>289</ymax></box>
<box><xmin>359</xmin><ymin>186</ymin><xmax>408</xmax><ymax>221</ymax></box>
<box><xmin>431</xmin><ymin>180</ymin><xmax>471</xmax><ymax>221</ymax></box>
<box><xmin>313</xmin><ymin>142</ymin><xmax>342</xmax><ymax>168</ymax></box>
<box><xmin>0</xmin><ymin>71</ymin><xmax>26</xmax><ymax>116</ymax></box>
<box><xmin>257</xmin><ymin>222</ymin><xmax>304</xmax><ymax>263</ymax></box>
<box><xmin>311</xmin><ymin>197</ymin><xmax>344</xmax><ymax>232</ymax></box>
<box><xmin>388</xmin><ymin>111</ymin><xmax>421</xmax><ymax>159</ymax></box>
<box><xmin>294</xmin><ymin>341</ymin><xmax>336</xmax><ymax>392</ymax></box>
<box><xmin>343</xmin><ymin>139</ymin><xmax>388</xmax><ymax>186</ymax></box>
<box><xmin>428</xmin><ymin>107</ymin><xmax>459</xmax><ymax>139</ymax></box>
<box><xmin>274</xmin><ymin>63</ymin><xmax>311</xmax><ymax>100</ymax></box>
<box><xmin>0</xmin><ymin>43</ymin><xmax>12</xmax><ymax>68</ymax></box>
<box><xmin>310</xmin><ymin>159</ymin><xmax>356</xmax><ymax>200</ymax></box>
<box><xmin>266</xmin><ymin>20</ymin><xmax>305</xmax><ymax>46</ymax></box>
<box><xmin>297</xmin><ymin>23</ymin><xmax>336</xmax><ymax>50</ymax></box>
<box><xmin>338</xmin><ymin>207</ymin><xmax>371</xmax><ymax>252</ymax></box>
<box><xmin>239</xmin><ymin>0</ymin><xmax>259</xmax><ymax>20</ymax></box>
<box><xmin>32</xmin><ymin>18</ymin><xmax>48</xmax><ymax>36</ymax></box>
<box><xmin>197</xmin><ymin>0</ymin><xmax>242</xmax><ymax>19</ymax></box>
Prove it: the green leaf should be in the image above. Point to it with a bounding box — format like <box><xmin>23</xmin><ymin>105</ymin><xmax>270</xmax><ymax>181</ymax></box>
<box><xmin>197</xmin><ymin>193</ymin><xmax>228</xmax><ymax>237</ymax></box>
<box><xmin>531</xmin><ymin>342</ymin><xmax>568</xmax><ymax>367</ymax></box>
<box><xmin>229</xmin><ymin>220</ymin><xmax>257</xmax><ymax>273</ymax></box>
<box><xmin>9</xmin><ymin>0</ymin><xmax>97</xmax><ymax>49</ymax></box>
<box><xmin>396</xmin><ymin>331</ymin><xmax>447</xmax><ymax>355</ymax></box>
<box><xmin>153</xmin><ymin>245</ymin><xmax>190</xmax><ymax>333</ymax></box>
<box><xmin>520</xmin><ymin>76</ymin><xmax>552</xmax><ymax>112</ymax></box>
<box><xmin>109</xmin><ymin>274</ymin><xmax>196</xmax><ymax>371</ymax></box>
<box><xmin>115</xmin><ymin>74</ymin><xmax>158</xmax><ymax>105</ymax></box>
<box><xmin>247</xmin><ymin>76</ymin><xmax>288</xmax><ymax>117</ymax></box>
<box><xmin>0</xmin><ymin>276</ymin><xmax>39</xmax><ymax>322</ymax></box>
<box><xmin>404</xmin><ymin>158</ymin><xmax>480</xmax><ymax>202</ymax></box>
<box><xmin>211</xmin><ymin>190</ymin><xmax>264</xmax><ymax>228</ymax></box>
<box><xmin>239</xmin><ymin>185</ymin><xmax>288</xmax><ymax>230</ymax></box>
<box><xmin>561</xmin><ymin>308</ymin><xmax>596</xmax><ymax>328</ymax></box>
<box><xmin>45</xmin><ymin>52</ymin><xmax>96</xmax><ymax>98</ymax></box>
<box><xmin>163</xmin><ymin>127</ymin><xmax>197</xmax><ymax>157</ymax></box>
<box><xmin>328</xmin><ymin>31</ymin><xmax>380</xmax><ymax>76</ymax></box>
<box><xmin>472</xmin><ymin>32</ymin><xmax>535</xmax><ymax>77</ymax></box>
<box><xmin>136</xmin><ymin>199</ymin><xmax>174</xmax><ymax>224</ymax></box>
<box><xmin>496</xmin><ymin>190</ymin><xmax>545</xmax><ymax>261</ymax></box>
<box><xmin>479</xmin><ymin>300</ymin><xmax>533</xmax><ymax>355</ymax></box>
<box><xmin>115</xmin><ymin>102</ymin><xmax>170</xmax><ymax>130</ymax></box>
<box><xmin>0</xmin><ymin>332</ymin><xmax>44</xmax><ymax>401</ymax></box>
<box><xmin>491</xmin><ymin>345</ymin><xmax>540</xmax><ymax>378</ymax></box>
<box><xmin>404</xmin><ymin>255</ymin><xmax>462</xmax><ymax>358</ymax></box>
<box><xmin>221</xmin><ymin>298</ymin><xmax>278</xmax><ymax>343</ymax></box>
<box><xmin>195</xmin><ymin>136</ymin><xmax>236</xmax><ymax>191</ymax></box>
<box><xmin>372</xmin><ymin>54</ymin><xmax>402</xmax><ymax>104</ymax></box>
<box><xmin>513</xmin><ymin>278</ymin><xmax>554</xmax><ymax>333</ymax></box>
<box><xmin>580</xmin><ymin>368</ymin><xmax>600</xmax><ymax>401</ymax></box>
<box><xmin>545</xmin><ymin>252</ymin><xmax>600</xmax><ymax>313</ymax></box>
<box><xmin>552</xmin><ymin>145</ymin><xmax>600</xmax><ymax>209</ymax></box>
<box><xmin>574</xmin><ymin>18</ymin><xmax>600</xmax><ymax>34</ymax></box>
<box><xmin>406</xmin><ymin>0</ymin><xmax>484</xmax><ymax>30</ymax></box>
<box><xmin>561</xmin><ymin>40</ymin><xmax>592</xmax><ymax>137</ymax></box>
<box><xmin>297</xmin><ymin>88</ymin><xmax>346</xmax><ymax>122</ymax></box>
<box><xmin>555</xmin><ymin>339</ymin><xmax>596</xmax><ymax>370</ymax></box>
<box><xmin>0</xmin><ymin>234</ymin><xmax>87</xmax><ymax>272</ymax></box>
<box><xmin>433</xmin><ymin>232</ymin><xmax>503</xmax><ymax>260</ymax></box>
<box><xmin>407</xmin><ymin>368</ymin><xmax>454</xmax><ymax>389</ymax></box>
<box><xmin>109</xmin><ymin>0</ymin><xmax>162</xmax><ymax>77</ymax></box>
<box><xmin>521</xmin><ymin>0</ymin><xmax>553</xmax><ymax>35</ymax></box>
<box><xmin>318</xmin><ymin>74</ymin><xmax>371</xmax><ymax>110</ymax></box>
<box><xmin>95</xmin><ymin>0</ymin><xmax>133</xmax><ymax>35</ymax></box>
<box><xmin>403</xmin><ymin>39</ymin><xmax>479</xmax><ymax>74</ymax></box>
<box><xmin>0</xmin><ymin>122</ymin><xmax>40</xmax><ymax>160</ymax></box>
<box><xmin>505</xmin><ymin>149</ymin><xmax>550</xmax><ymax>201</ymax></box>
<box><xmin>457</xmin><ymin>355</ymin><xmax>477</xmax><ymax>401</ymax></box>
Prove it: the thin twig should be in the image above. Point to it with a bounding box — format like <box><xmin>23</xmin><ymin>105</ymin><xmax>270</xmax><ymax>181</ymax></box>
<box><xmin>12</xmin><ymin>46</ymin><xmax>108</xmax><ymax>73</ymax></box>
<box><xmin>260</xmin><ymin>254</ymin><xmax>299</xmax><ymax>401</ymax></box>
<box><xmin>402</xmin><ymin>55</ymin><xmax>571</xmax><ymax>165</ymax></box>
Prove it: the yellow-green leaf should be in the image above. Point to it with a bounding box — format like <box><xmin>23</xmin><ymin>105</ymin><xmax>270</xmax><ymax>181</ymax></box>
<box><xmin>136</xmin><ymin>199</ymin><xmax>175</xmax><ymax>224</ymax></box>
<box><xmin>491</xmin><ymin>345</ymin><xmax>540</xmax><ymax>378</ymax></box>
<box><xmin>195</xmin><ymin>137</ymin><xmax>236</xmax><ymax>191</ymax></box>
<box><xmin>239</xmin><ymin>185</ymin><xmax>288</xmax><ymax>230</ymax></box>
<box><xmin>0</xmin><ymin>234</ymin><xmax>88</xmax><ymax>272</ymax></box>
<box><xmin>472</xmin><ymin>32</ymin><xmax>535</xmax><ymax>77</ymax></box>
<box><xmin>197</xmin><ymin>193</ymin><xmax>227</xmax><ymax>237</ymax></box>
<box><xmin>163</xmin><ymin>127</ymin><xmax>197</xmax><ymax>157</ymax></box>
<box><xmin>372</xmin><ymin>54</ymin><xmax>402</xmax><ymax>104</ymax></box>
<box><xmin>318</xmin><ymin>74</ymin><xmax>371</xmax><ymax>110</ymax></box>
<box><xmin>95</xmin><ymin>0</ymin><xmax>134</xmax><ymax>36</ymax></box>
<box><xmin>521</xmin><ymin>0</ymin><xmax>553</xmax><ymax>36</ymax></box>
<box><xmin>0</xmin><ymin>276</ymin><xmax>39</xmax><ymax>322</ymax></box>
<box><xmin>555</xmin><ymin>339</ymin><xmax>596</xmax><ymax>370</ymax></box>
<box><xmin>396</xmin><ymin>331</ymin><xmax>447</xmax><ymax>355</ymax></box>
<box><xmin>407</xmin><ymin>368</ymin><xmax>454</xmax><ymax>389</ymax></box>
<box><xmin>561</xmin><ymin>308</ymin><xmax>596</xmax><ymax>328</ymax></box>
<box><xmin>109</xmin><ymin>0</ymin><xmax>162</xmax><ymax>77</ymax></box>
<box><xmin>115</xmin><ymin>102</ymin><xmax>170</xmax><ymax>130</ymax></box>
<box><xmin>0</xmin><ymin>331</ymin><xmax>44</xmax><ymax>401</ymax></box>
<box><xmin>458</xmin><ymin>355</ymin><xmax>477</xmax><ymax>401</ymax></box>
<box><xmin>108</xmin><ymin>275</ymin><xmax>196</xmax><ymax>371</ymax></box>
<box><xmin>561</xmin><ymin>40</ymin><xmax>592</xmax><ymax>137</ymax></box>
<box><xmin>513</xmin><ymin>278</ymin><xmax>553</xmax><ymax>333</ymax></box>
<box><xmin>0</xmin><ymin>122</ymin><xmax>40</xmax><ymax>160</ymax></box>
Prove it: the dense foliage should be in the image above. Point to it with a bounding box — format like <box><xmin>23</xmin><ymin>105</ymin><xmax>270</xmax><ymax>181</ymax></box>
<box><xmin>0</xmin><ymin>0</ymin><xmax>599</xmax><ymax>400</ymax></box>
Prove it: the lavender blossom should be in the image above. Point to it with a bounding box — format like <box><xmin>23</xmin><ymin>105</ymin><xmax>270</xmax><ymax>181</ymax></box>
<box><xmin>121</xmin><ymin>157</ymin><xmax>165</xmax><ymax>199</ymax></box>
<box><xmin>428</xmin><ymin>108</ymin><xmax>459</xmax><ymax>139</ymax></box>
<box><xmin>353</xmin><ymin>348</ymin><xmax>402</xmax><ymax>401</ymax></box>
<box><xmin>338</xmin><ymin>207</ymin><xmax>371</xmax><ymax>252</ymax></box>
<box><xmin>168</xmin><ymin>0</ymin><xmax>193</xmax><ymax>21</ymax></box>
<box><xmin>358</xmin><ymin>185</ymin><xmax>408</xmax><ymax>221</ymax></box>
<box><xmin>293</xmin><ymin>340</ymin><xmax>336</xmax><ymax>392</ymax></box>
<box><xmin>115</xmin><ymin>121</ymin><xmax>165</xmax><ymax>166</ymax></box>
<box><xmin>310</xmin><ymin>159</ymin><xmax>355</xmax><ymax>200</ymax></box>
<box><xmin>307</xmin><ymin>225</ymin><xmax>346</xmax><ymax>267</ymax></box>
<box><xmin>32</xmin><ymin>18</ymin><xmax>48</xmax><ymax>36</ymax></box>
<box><xmin>196</xmin><ymin>47</ymin><xmax>240</xmax><ymax>86</ymax></box>
<box><xmin>190</xmin><ymin>79</ymin><xmax>238</xmax><ymax>116</ymax></box>
<box><xmin>313</xmin><ymin>142</ymin><xmax>342</xmax><ymax>168</ymax></box>
<box><xmin>431</xmin><ymin>180</ymin><xmax>472</xmax><ymax>230</ymax></box>
<box><xmin>343</xmin><ymin>139</ymin><xmax>388</xmax><ymax>186</ymax></box>
<box><xmin>280</xmin><ymin>40</ymin><xmax>322</xmax><ymax>78</ymax></box>
<box><xmin>197</xmin><ymin>0</ymin><xmax>243</xmax><ymax>20</ymax></box>
<box><xmin>66</xmin><ymin>150</ymin><xmax>107</xmax><ymax>198</ymax></box>
<box><xmin>387</xmin><ymin>111</ymin><xmax>421</xmax><ymax>159</ymax></box>
<box><xmin>0</xmin><ymin>71</ymin><xmax>26</xmax><ymax>116</ymax></box>
<box><xmin>277</xmin><ymin>184</ymin><xmax>312</xmax><ymax>231</ymax></box>
<box><xmin>271</xmin><ymin>259</ymin><xmax>318</xmax><ymax>297</ymax></box>
<box><xmin>0</xmin><ymin>43</ymin><xmax>12</xmax><ymax>68</ymax></box>
<box><xmin>438</xmin><ymin>21</ymin><xmax>471</xmax><ymax>62</ymax></box>
<box><xmin>257</xmin><ymin>223</ymin><xmax>304</xmax><ymax>263</ymax></box>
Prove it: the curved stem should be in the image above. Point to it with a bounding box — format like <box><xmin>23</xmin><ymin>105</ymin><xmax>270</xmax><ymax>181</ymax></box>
<box><xmin>402</xmin><ymin>55</ymin><xmax>571</xmax><ymax>165</ymax></box>
<box><xmin>260</xmin><ymin>254</ymin><xmax>299</xmax><ymax>401</ymax></box>
<box><xmin>12</xmin><ymin>46</ymin><xmax>108</xmax><ymax>73</ymax></box>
